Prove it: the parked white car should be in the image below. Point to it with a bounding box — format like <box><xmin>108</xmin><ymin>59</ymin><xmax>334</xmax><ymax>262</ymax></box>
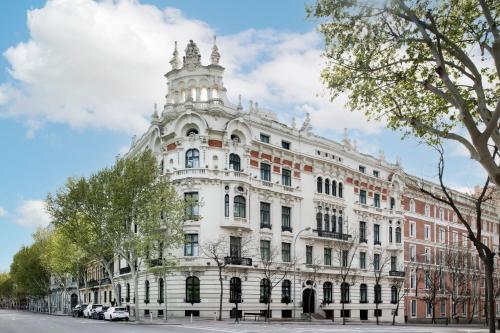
<box><xmin>104</xmin><ymin>307</ymin><xmax>129</xmax><ymax>321</ymax></box>
<box><xmin>83</xmin><ymin>304</ymin><xmax>102</xmax><ymax>319</ymax></box>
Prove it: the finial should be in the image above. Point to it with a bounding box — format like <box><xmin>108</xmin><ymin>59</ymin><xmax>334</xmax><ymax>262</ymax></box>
<box><xmin>300</xmin><ymin>112</ymin><xmax>312</xmax><ymax>133</ymax></box>
<box><xmin>169</xmin><ymin>41</ymin><xmax>180</xmax><ymax>70</ymax></box>
<box><xmin>152</xmin><ymin>103</ymin><xmax>159</xmax><ymax>121</ymax></box>
<box><xmin>237</xmin><ymin>94</ymin><xmax>243</xmax><ymax>110</ymax></box>
<box><xmin>379</xmin><ymin>149</ymin><xmax>385</xmax><ymax>161</ymax></box>
<box><xmin>183</xmin><ymin>40</ymin><xmax>201</xmax><ymax>69</ymax></box>
<box><xmin>210</xmin><ymin>35</ymin><xmax>221</xmax><ymax>65</ymax></box>
<box><xmin>291</xmin><ymin>116</ymin><xmax>296</xmax><ymax>129</ymax></box>
<box><xmin>396</xmin><ymin>155</ymin><xmax>402</xmax><ymax>166</ymax></box>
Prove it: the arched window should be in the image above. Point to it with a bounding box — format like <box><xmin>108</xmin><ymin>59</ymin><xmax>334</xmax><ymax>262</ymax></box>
<box><xmin>186</xmin><ymin>276</ymin><xmax>200</xmax><ymax>304</ymax></box>
<box><xmin>282</xmin><ymin>280</ymin><xmax>291</xmax><ymax>303</ymax></box>
<box><xmin>185</xmin><ymin>149</ymin><xmax>200</xmax><ymax>168</ymax></box>
<box><xmin>117</xmin><ymin>284</ymin><xmax>122</xmax><ymax>303</ymax></box>
<box><xmin>396</xmin><ymin>227</ymin><xmax>402</xmax><ymax>243</ymax></box>
<box><xmin>390</xmin><ymin>197</ymin><xmax>396</xmax><ymax>209</ymax></box>
<box><xmin>360</xmin><ymin>284</ymin><xmax>368</xmax><ymax>303</ymax></box>
<box><xmin>159</xmin><ymin>278</ymin><xmax>164</xmax><ymax>303</ymax></box>
<box><xmin>126</xmin><ymin>283</ymin><xmax>130</xmax><ymax>302</ymax></box>
<box><xmin>332</xmin><ymin>180</ymin><xmax>337</xmax><ymax>196</ymax></box>
<box><xmin>341</xmin><ymin>282</ymin><xmax>350</xmax><ymax>303</ymax></box>
<box><xmin>374</xmin><ymin>284</ymin><xmax>382</xmax><ymax>303</ymax></box>
<box><xmin>229</xmin><ymin>153</ymin><xmax>241</xmax><ymax>171</ymax></box>
<box><xmin>338</xmin><ymin>182</ymin><xmax>343</xmax><ymax>198</ymax></box>
<box><xmin>316</xmin><ymin>212</ymin><xmax>323</xmax><ymax>231</ymax></box>
<box><xmin>391</xmin><ymin>286</ymin><xmax>398</xmax><ymax>304</ymax></box>
<box><xmin>389</xmin><ymin>226</ymin><xmax>393</xmax><ymax>243</ymax></box>
<box><xmin>230</xmin><ymin>277</ymin><xmax>242</xmax><ymax>303</ymax></box>
<box><xmin>324</xmin><ymin>213</ymin><xmax>330</xmax><ymax>232</ymax></box>
<box><xmin>234</xmin><ymin>195</ymin><xmax>246</xmax><ymax>218</ymax></box>
<box><xmin>323</xmin><ymin>282</ymin><xmax>333</xmax><ymax>304</ymax></box>
<box><xmin>325</xmin><ymin>179</ymin><xmax>330</xmax><ymax>194</ymax></box>
<box><xmin>224</xmin><ymin>194</ymin><xmax>229</xmax><ymax>217</ymax></box>
<box><xmin>145</xmin><ymin>280</ymin><xmax>150</xmax><ymax>303</ymax></box>
<box><xmin>317</xmin><ymin>177</ymin><xmax>323</xmax><ymax>193</ymax></box>
<box><xmin>260</xmin><ymin>279</ymin><xmax>270</xmax><ymax>303</ymax></box>
<box><xmin>186</xmin><ymin>128</ymin><xmax>199</xmax><ymax>136</ymax></box>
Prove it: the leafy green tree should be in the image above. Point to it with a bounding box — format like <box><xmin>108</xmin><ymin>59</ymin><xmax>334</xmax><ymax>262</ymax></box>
<box><xmin>10</xmin><ymin>230</ymin><xmax>51</xmax><ymax>311</ymax></box>
<box><xmin>0</xmin><ymin>273</ymin><xmax>15</xmax><ymax>307</ymax></box>
<box><xmin>308</xmin><ymin>0</ymin><xmax>500</xmax><ymax>186</ymax></box>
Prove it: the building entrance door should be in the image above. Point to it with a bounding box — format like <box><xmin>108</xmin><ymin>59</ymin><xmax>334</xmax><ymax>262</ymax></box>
<box><xmin>302</xmin><ymin>288</ymin><xmax>315</xmax><ymax>314</ymax></box>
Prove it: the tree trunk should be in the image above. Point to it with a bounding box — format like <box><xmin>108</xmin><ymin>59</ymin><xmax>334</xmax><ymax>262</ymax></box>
<box><xmin>432</xmin><ymin>300</ymin><xmax>436</xmax><ymax>324</ymax></box>
<box><xmin>485</xmin><ymin>260</ymin><xmax>496</xmax><ymax>333</ymax></box>
<box><xmin>102</xmin><ymin>258</ymin><xmax>120</xmax><ymax>306</ymax></box>
<box><xmin>376</xmin><ymin>301</ymin><xmax>379</xmax><ymax>325</ymax></box>
<box><xmin>164</xmin><ymin>272</ymin><xmax>168</xmax><ymax>321</ymax></box>
<box><xmin>267</xmin><ymin>292</ymin><xmax>271</xmax><ymax>322</ymax></box>
<box><xmin>342</xmin><ymin>300</ymin><xmax>345</xmax><ymax>325</ymax></box>
<box><xmin>218</xmin><ymin>266</ymin><xmax>223</xmax><ymax>321</ymax></box>
<box><xmin>392</xmin><ymin>301</ymin><xmax>400</xmax><ymax>325</ymax></box>
<box><xmin>133</xmin><ymin>270</ymin><xmax>140</xmax><ymax>321</ymax></box>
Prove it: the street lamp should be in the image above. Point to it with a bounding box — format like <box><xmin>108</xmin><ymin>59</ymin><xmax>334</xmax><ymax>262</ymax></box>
<box><xmin>293</xmin><ymin>226</ymin><xmax>311</xmax><ymax>320</ymax></box>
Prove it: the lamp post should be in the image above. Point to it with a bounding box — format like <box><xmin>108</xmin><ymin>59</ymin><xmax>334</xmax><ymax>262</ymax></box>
<box><xmin>293</xmin><ymin>226</ymin><xmax>311</xmax><ymax>320</ymax></box>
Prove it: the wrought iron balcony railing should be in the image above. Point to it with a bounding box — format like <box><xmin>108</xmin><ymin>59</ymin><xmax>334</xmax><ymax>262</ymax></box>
<box><xmin>313</xmin><ymin>230</ymin><xmax>351</xmax><ymax>240</ymax></box>
<box><xmin>224</xmin><ymin>256</ymin><xmax>252</xmax><ymax>266</ymax></box>
<box><xmin>389</xmin><ymin>270</ymin><xmax>405</xmax><ymax>277</ymax></box>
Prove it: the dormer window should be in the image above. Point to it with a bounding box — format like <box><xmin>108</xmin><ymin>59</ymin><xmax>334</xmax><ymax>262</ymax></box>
<box><xmin>373</xmin><ymin>170</ymin><xmax>379</xmax><ymax>178</ymax></box>
<box><xmin>281</xmin><ymin>141</ymin><xmax>290</xmax><ymax>150</ymax></box>
<box><xmin>230</xmin><ymin>134</ymin><xmax>240</xmax><ymax>143</ymax></box>
<box><xmin>359</xmin><ymin>165</ymin><xmax>366</xmax><ymax>173</ymax></box>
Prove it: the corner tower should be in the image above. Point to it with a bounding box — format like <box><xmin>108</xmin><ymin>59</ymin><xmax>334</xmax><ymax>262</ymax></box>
<box><xmin>164</xmin><ymin>39</ymin><xmax>230</xmax><ymax>109</ymax></box>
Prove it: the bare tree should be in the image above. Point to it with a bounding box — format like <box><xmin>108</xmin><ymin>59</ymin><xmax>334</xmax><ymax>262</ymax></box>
<box><xmin>256</xmin><ymin>242</ymin><xmax>292</xmax><ymax>321</ymax></box>
<box><xmin>443</xmin><ymin>242</ymin><xmax>470</xmax><ymax>323</ymax></box>
<box><xmin>391</xmin><ymin>264</ymin><xmax>409</xmax><ymax>325</ymax></box>
<box><xmin>368</xmin><ymin>249</ymin><xmax>392</xmax><ymax>325</ymax></box>
<box><xmin>200</xmin><ymin>235</ymin><xmax>252</xmax><ymax>321</ymax></box>
<box><xmin>330</xmin><ymin>227</ymin><xmax>360</xmax><ymax>325</ymax></box>
<box><xmin>414</xmin><ymin>145</ymin><xmax>499</xmax><ymax>331</ymax></box>
<box><xmin>421</xmin><ymin>260</ymin><xmax>444</xmax><ymax>324</ymax></box>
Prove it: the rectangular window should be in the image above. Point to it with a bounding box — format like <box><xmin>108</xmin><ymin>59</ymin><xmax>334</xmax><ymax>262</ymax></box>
<box><xmin>281</xmin><ymin>168</ymin><xmax>291</xmax><ymax>186</ymax></box>
<box><xmin>425</xmin><ymin>248</ymin><xmax>431</xmax><ymax>264</ymax></box>
<box><xmin>439</xmin><ymin>228</ymin><xmax>445</xmax><ymax>243</ymax></box>
<box><xmin>342</xmin><ymin>250</ymin><xmax>348</xmax><ymax>267</ymax></box>
<box><xmin>359</xmin><ymin>165</ymin><xmax>366</xmax><ymax>173</ymax></box>
<box><xmin>360</xmin><ymin>190</ymin><xmax>367</xmax><ymax>204</ymax></box>
<box><xmin>374</xmin><ymin>193</ymin><xmax>380</xmax><ymax>208</ymax></box>
<box><xmin>184</xmin><ymin>192</ymin><xmax>199</xmax><ymax>220</ymax></box>
<box><xmin>230</xmin><ymin>236</ymin><xmax>242</xmax><ymax>258</ymax></box>
<box><xmin>260</xmin><ymin>240</ymin><xmax>271</xmax><ymax>261</ymax></box>
<box><xmin>281</xmin><ymin>140</ymin><xmax>290</xmax><ymax>149</ymax></box>
<box><xmin>359</xmin><ymin>221</ymin><xmax>367</xmax><ymax>242</ymax></box>
<box><xmin>260</xmin><ymin>133</ymin><xmax>270</xmax><ymax>143</ymax></box>
<box><xmin>424</xmin><ymin>225</ymin><xmax>430</xmax><ymax>240</ymax></box>
<box><xmin>374</xmin><ymin>224</ymin><xmax>380</xmax><ymax>244</ymax></box>
<box><xmin>184</xmin><ymin>234</ymin><xmax>199</xmax><ymax>256</ymax></box>
<box><xmin>281</xmin><ymin>206</ymin><xmax>291</xmax><ymax>230</ymax></box>
<box><xmin>373</xmin><ymin>170</ymin><xmax>379</xmax><ymax>178</ymax></box>
<box><xmin>411</xmin><ymin>272</ymin><xmax>416</xmax><ymax>288</ymax></box>
<box><xmin>359</xmin><ymin>251</ymin><xmax>366</xmax><ymax>269</ymax></box>
<box><xmin>374</xmin><ymin>253</ymin><xmax>380</xmax><ymax>270</ymax></box>
<box><xmin>410</xmin><ymin>222</ymin><xmax>416</xmax><ymax>237</ymax></box>
<box><xmin>260</xmin><ymin>202</ymin><xmax>271</xmax><ymax>228</ymax></box>
<box><xmin>411</xmin><ymin>300</ymin><xmax>417</xmax><ymax>317</ymax></box>
<box><xmin>324</xmin><ymin>248</ymin><xmax>332</xmax><ymax>266</ymax></box>
<box><xmin>260</xmin><ymin>163</ymin><xmax>271</xmax><ymax>181</ymax></box>
<box><xmin>306</xmin><ymin>245</ymin><xmax>313</xmax><ymax>265</ymax></box>
<box><xmin>391</xmin><ymin>256</ymin><xmax>397</xmax><ymax>271</ymax></box>
<box><xmin>282</xmin><ymin>242</ymin><xmax>291</xmax><ymax>262</ymax></box>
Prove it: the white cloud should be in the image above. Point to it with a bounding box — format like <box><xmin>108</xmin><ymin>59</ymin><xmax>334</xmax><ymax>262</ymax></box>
<box><xmin>1</xmin><ymin>0</ymin><xmax>380</xmax><ymax>136</ymax></box>
<box><xmin>14</xmin><ymin>200</ymin><xmax>51</xmax><ymax>228</ymax></box>
<box><xmin>0</xmin><ymin>206</ymin><xmax>6</xmax><ymax>217</ymax></box>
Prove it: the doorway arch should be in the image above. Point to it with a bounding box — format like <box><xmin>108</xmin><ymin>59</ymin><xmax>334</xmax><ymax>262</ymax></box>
<box><xmin>70</xmin><ymin>294</ymin><xmax>78</xmax><ymax>308</ymax></box>
<box><xmin>302</xmin><ymin>288</ymin><xmax>315</xmax><ymax>314</ymax></box>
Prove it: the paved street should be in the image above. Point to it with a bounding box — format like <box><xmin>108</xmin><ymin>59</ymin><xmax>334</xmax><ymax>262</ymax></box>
<box><xmin>0</xmin><ymin>309</ymin><xmax>493</xmax><ymax>333</ymax></box>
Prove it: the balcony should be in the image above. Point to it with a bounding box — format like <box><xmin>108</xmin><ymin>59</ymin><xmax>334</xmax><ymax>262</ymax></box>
<box><xmin>224</xmin><ymin>256</ymin><xmax>252</xmax><ymax>266</ymax></box>
<box><xmin>100</xmin><ymin>277</ymin><xmax>111</xmax><ymax>286</ymax></box>
<box><xmin>359</xmin><ymin>238</ymin><xmax>368</xmax><ymax>244</ymax></box>
<box><xmin>221</xmin><ymin>217</ymin><xmax>252</xmax><ymax>231</ymax></box>
<box><xmin>119</xmin><ymin>266</ymin><xmax>131</xmax><ymax>275</ymax></box>
<box><xmin>281</xmin><ymin>225</ymin><xmax>293</xmax><ymax>233</ymax></box>
<box><xmin>260</xmin><ymin>223</ymin><xmax>272</xmax><ymax>230</ymax></box>
<box><xmin>87</xmin><ymin>280</ymin><xmax>99</xmax><ymax>288</ymax></box>
<box><xmin>389</xmin><ymin>270</ymin><xmax>405</xmax><ymax>277</ymax></box>
<box><xmin>374</xmin><ymin>240</ymin><xmax>382</xmax><ymax>246</ymax></box>
<box><xmin>313</xmin><ymin>230</ymin><xmax>351</xmax><ymax>241</ymax></box>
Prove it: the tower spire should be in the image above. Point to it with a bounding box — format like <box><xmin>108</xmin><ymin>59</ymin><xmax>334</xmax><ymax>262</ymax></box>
<box><xmin>169</xmin><ymin>41</ymin><xmax>180</xmax><ymax>70</ymax></box>
<box><xmin>183</xmin><ymin>40</ymin><xmax>201</xmax><ymax>69</ymax></box>
<box><xmin>210</xmin><ymin>35</ymin><xmax>221</xmax><ymax>65</ymax></box>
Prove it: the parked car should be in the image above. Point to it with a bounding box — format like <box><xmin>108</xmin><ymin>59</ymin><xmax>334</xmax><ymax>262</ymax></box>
<box><xmin>72</xmin><ymin>304</ymin><xmax>87</xmax><ymax>317</ymax></box>
<box><xmin>83</xmin><ymin>304</ymin><xmax>102</xmax><ymax>318</ymax></box>
<box><xmin>104</xmin><ymin>307</ymin><xmax>129</xmax><ymax>321</ymax></box>
<box><xmin>91</xmin><ymin>306</ymin><xmax>109</xmax><ymax>320</ymax></box>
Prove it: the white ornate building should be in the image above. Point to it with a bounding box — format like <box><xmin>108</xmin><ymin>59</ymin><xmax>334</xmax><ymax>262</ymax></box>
<box><xmin>85</xmin><ymin>39</ymin><xmax>407</xmax><ymax>322</ymax></box>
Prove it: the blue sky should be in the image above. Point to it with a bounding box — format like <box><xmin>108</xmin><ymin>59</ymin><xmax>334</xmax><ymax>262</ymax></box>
<box><xmin>0</xmin><ymin>0</ymin><xmax>485</xmax><ymax>272</ymax></box>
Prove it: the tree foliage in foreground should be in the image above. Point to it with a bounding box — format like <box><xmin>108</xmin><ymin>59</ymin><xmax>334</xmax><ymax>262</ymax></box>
<box><xmin>309</xmin><ymin>0</ymin><xmax>500</xmax><ymax>185</ymax></box>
